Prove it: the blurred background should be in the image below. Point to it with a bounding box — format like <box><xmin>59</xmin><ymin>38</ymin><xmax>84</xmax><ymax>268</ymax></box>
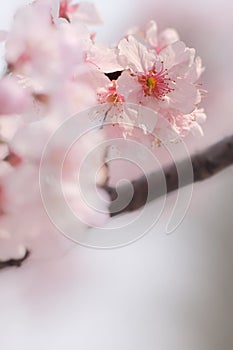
<box><xmin>0</xmin><ymin>1</ymin><xmax>232</xmax><ymax>349</ymax></box>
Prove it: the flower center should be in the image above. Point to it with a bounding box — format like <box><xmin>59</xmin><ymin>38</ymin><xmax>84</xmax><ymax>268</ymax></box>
<box><xmin>97</xmin><ymin>81</ymin><xmax>125</xmax><ymax>104</ymax></box>
<box><xmin>138</xmin><ymin>63</ymin><xmax>174</xmax><ymax>100</ymax></box>
<box><xmin>146</xmin><ymin>77</ymin><xmax>157</xmax><ymax>90</ymax></box>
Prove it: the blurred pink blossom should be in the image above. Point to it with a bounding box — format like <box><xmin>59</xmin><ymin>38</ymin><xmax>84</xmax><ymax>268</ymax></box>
<box><xmin>0</xmin><ymin>1</ymin><xmax>207</xmax><ymax>261</ymax></box>
<box><xmin>0</xmin><ymin>77</ymin><xmax>30</xmax><ymax>116</ymax></box>
<box><xmin>128</xmin><ymin>20</ymin><xmax>179</xmax><ymax>54</ymax></box>
<box><xmin>58</xmin><ymin>0</ymin><xmax>102</xmax><ymax>24</ymax></box>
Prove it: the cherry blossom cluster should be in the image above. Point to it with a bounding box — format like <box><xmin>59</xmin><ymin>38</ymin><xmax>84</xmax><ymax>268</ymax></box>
<box><xmin>0</xmin><ymin>0</ymin><xmax>206</xmax><ymax>260</ymax></box>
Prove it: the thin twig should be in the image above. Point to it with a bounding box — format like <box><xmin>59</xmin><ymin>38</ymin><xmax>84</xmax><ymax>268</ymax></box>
<box><xmin>105</xmin><ymin>134</ymin><xmax>233</xmax><ymax>216</ymax></box>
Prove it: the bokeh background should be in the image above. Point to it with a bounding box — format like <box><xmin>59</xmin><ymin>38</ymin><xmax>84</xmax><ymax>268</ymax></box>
<box><xmin>0</xmin><ymin>1</ymin><xmax>232</xmax><ymax>349</ymax></box>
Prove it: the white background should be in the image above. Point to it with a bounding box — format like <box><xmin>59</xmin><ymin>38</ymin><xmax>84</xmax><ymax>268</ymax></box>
<box><xmin>0</xmin><ymin>1</ymin><xmax>233</xmax><ymax>349</ymax></box>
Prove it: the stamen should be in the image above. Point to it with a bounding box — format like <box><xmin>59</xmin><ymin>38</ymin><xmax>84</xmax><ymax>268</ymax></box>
<box><xmin>137</xmin><ymin>62</ymin><xmax>174</xmax><ymax>99</ymax></box>
<box><xmin>98</xmin><ymin>81</ymin><xmax>125</xmax><ymax>104</ymax></box>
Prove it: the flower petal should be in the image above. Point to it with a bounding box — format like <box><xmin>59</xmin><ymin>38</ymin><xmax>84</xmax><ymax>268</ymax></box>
<box><xmin>118</xmin><ymin>35</ymin><xmax>155</xmax><ymax>73</ymax></box>
<box><xmin>162</xmin><ymin>79</ymin><xmax>199</xmax><ymax>114</ymax></box>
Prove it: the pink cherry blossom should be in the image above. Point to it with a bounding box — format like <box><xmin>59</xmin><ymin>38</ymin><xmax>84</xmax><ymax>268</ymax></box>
<box><xmin>0</xmin><ymin>222</ymin><xmax>27</xmax><ymax>261</ymax></box>
<box><xmin>0</xmin><ymin>1</ymin><xmax>208</xmax><ymax>261</ymax></box>
<box><xmin>0</xmin><ymin>143</ymin><xmax>8</xmax><ymax>161</ymax></box>
<box><xmin>4</xmin><ymin>4</ymin><xmax>87</xmax><ymax>86</ymax></box>
<box><xmin>3</xmin><ymin>1</ymin><xmax>118</xmax><ymax>124</ymax></box>
<box><xmin>146</xmin><ymin>21</ymin><xmax>180</xmax><ymax>53</ymax></box>
<box><xmin>0</xmin><ymin>117</ymin><xmax>110</xmax><ymax>260</ymax></box>
<box><xmin>2</xmin><ymin>2</ymin><xmax>108</xmax><ymax>123</ymax></box>
<box><xmin>0</xmin><ymin>77</ymin><xmax>30</xmax><ymax>116</ymax></box>
<box><xmin>59</xmin><ymin>0</ymin><xmax>79</xmax><ymax>21</ymax></box>
<box><xmin>5</xmin><ymin>4</ymin><xmax>54</xmax><ymax>73</ymax></box>
<box><xmin>161</xmin><ymin>108</ymin><xmax>207</xmax><ymax>137</ymax></box>
<box><xmin>59</xmin><ymin>1</ymin><xmax>102</xmax><ymax>24</ymax></box>
<box><xmin>97</xmin><ymin>80</ymin><xmax>125</xmax><ymax>104</ymax></box>
<box><xmin>117</xmin><ymin>35</ymin><xmax>205</xmax><ymax>135</ymax></box>
<box><xmin>86</xmin><ymin>43</ymin><xmax>123</xmax><ymax>73</ymax></box>
<box><xmin>117</xmin><ymin>36</ymin><xmax>199</xmax><ymax>111</ymax></box>
<box><xmin>60</xmin><ymin>130</ymin><xmax>109</xmax><ymax>226</ymax></box>
<box><xmin>128</xmin><ymin>20</ymin><xmax>179</xmax><ymax>54</ymax></box>
<box><xmin>96</xmin><ymin>80</ymin><xmax>137</xmax><ymax>137</ymax></box>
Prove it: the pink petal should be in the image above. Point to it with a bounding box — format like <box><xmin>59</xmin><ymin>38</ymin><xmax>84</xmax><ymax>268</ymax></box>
<box><xmin>158</xmin><ymin>28</ymin><xmax>179</xmax><ymax>49</ymax></box>
<box><xmin>145</xmin><ymin>20</ymin><xmax>158</xmax><ymax>48</ymax></box>
<box><xmin>117</xmin><ymin>70</ymin><xmax>142</xmax><ymax>103</ymax></box>
<box><xmin>185</xmin><ymin>56</ymin><xmax>205</xmax><ymax>83</ymax></box>
<box><xmin>161</xmin><ymin>79</ymin><xmax>199</xmax><ymax>114</ymax></box>
<box><xmin>0</xmin><ymin>77</ymin><xmax>30</xmax><ymax>116</ymax></box>
<box><xmin>72</xmin><ymin>2</ymin><xmax>102</xmax><ymax>24</ymax></box>
<box><xmin>86</xmin><ymin>44</ymin><xmax>123</xmax><ymax>73</ymax></box>
<box><xmin>118</xmin><ymin>35</ymin><xmax>155</xmax><ymax>73</ymax></box>
<box><xmin>159</xmin><ymin>41</ymin><xmax>195</xmax><ymax>77</ymax></box>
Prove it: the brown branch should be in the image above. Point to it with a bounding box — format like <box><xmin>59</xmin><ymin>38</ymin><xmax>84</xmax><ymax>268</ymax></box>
<box><xmin>106</xmin><ymin>134</ymin><xmax>233</xmax><ymax>216</ymax></box>
<box><xmin>1</xmin><ymin>135</ymin><xmax>232</xmax><ymax>270</ymax></box>
<box><xmin>0</xmin><ymin>250</ymin><xmax>30</xmax><ymax>270</ymax></box>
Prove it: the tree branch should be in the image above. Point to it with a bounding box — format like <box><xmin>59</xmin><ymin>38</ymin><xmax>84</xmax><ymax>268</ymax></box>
<box><xmin>106</xmin><ymin>134</ymin><xmax>233</xmax><ymax>216</ymax></box>
<box><xmin>0</xmin><ymin>250</ymin><xmax>30</xmax><ymax>270</ymax></box>
<box><xmin>1</xmin><ymin>135</ymin><xmax>232</xmax><ymax>269</ymax></box>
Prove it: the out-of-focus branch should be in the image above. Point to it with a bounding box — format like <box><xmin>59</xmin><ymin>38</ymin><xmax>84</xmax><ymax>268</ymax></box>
<box><xmin>1</xmin><ymin>135</ymin><xmax>232</xmax><ymax>269</ymax></box>
<box><xmin>0</xmin><ymin>250</ymin><xmax>30</xmax><ymax>270</ymax></box>
<box><xmin>106</xmin><ymin>134</ymin><xmax>233</xmax><ymax>216</ymax></box>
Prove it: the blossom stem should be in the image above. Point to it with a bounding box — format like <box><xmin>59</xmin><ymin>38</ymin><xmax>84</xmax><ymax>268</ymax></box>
<box><xmin>106</xmin><ymin>134</ymin><xmax>233</xmax><ymax>216</ymax></box>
